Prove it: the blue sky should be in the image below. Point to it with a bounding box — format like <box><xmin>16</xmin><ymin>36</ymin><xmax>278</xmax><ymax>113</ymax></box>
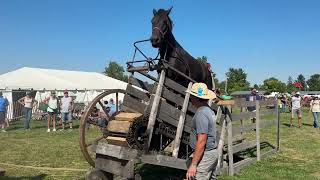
<box><xmin>1</xmin><ymin>0</ymin><xmax>319</xmax><ymax>85</ymax></box>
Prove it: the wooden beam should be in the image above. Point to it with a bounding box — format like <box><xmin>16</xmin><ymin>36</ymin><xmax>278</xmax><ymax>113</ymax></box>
<box><xmin>276</xmin><ymin>103</ymin><xmax>280</xmax><ymax>151</ymax></box>
<box><xmin>106</xmin><ymin>136</ymin><xmax>129</xmax><ymax>147</ymax></box>
<box><xmin>232</xmin><ymin>111</ymin><xmax>256</xmax><ymax>121</ymax></box>
<box><xmin>114</xmin><ymin>112</ymin><xmax>142</xmax><ymax>121</ymax></box>
<box><xmin>172</xmin><ymin>82</ymin><xmax>192</xmax><ymax>158</ymax></box>
<box><xmin>232</xmin><ymin>119</ymin><xmax>278</xmax><ymax>136</ymax></box>
<box><xmin>232</xmin><ymin>140</ymin><xmax>257</xmax><ymax>154</ymax></box>
<box><xmin>140</xmin><ymin>154</ymin><xmax>188</xmax><ymax>170</ymax></box>
<box><xmin>256</xmin><ymin>100</ymin><xmax>261</xmax><ymax>161</ymax></box>
<box><xmin>226</xmin><ymin>105</ymin><xmax>234</xmax><ymax>176</ymax></box>
<box><xmin>107</xmin><ymin>120</ymin><xmax>132</xmax><ymax>134</ymax></box>
<box><xmin>126</xmin><ymin>84</ymin><xmax>150</xmax><ymax>102</ymax></box>
<box><xmin>233</xmin><ymin>158</ymin><xmax>256</xmax><ymax>174</ymax></box>
<box><xmin>95</xmin><ymin>143</ymin><xmax>139</xmax><ymax>160</ymax></box>
<box><xmin>123</xmin><ymin>95</ymin><xmax>146</xmax><ymax>114</ymax></box>
<box><xmin>164</xmin><ymin>77</ymin><xmax>187</xmax><ymax>95</ymax></box>
<box><xmin>147</xmin><ymin>70</ymin><xmax>166</xmax><ymax>150</ymax></box>
<box><xmin>128</xmin><ymin>76</ymin><xmax>153</xmax><ymax>92</ymax></box>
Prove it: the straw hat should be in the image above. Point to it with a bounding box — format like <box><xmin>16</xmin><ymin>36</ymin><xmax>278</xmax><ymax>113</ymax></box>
<box><xmin>186</xmin><ymin>83</ymin><xmax>216</xmax><ymax>100</ymax></box>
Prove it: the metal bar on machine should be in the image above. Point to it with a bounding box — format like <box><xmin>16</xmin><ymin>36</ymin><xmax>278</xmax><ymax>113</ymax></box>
<box><xmin>146</xmin><ymin>70</ymin><xmax>166</xmax><ymax>151</ymax></box>
<box><xmin>172</xmin><ymin>82</ymin><xmax>192</xmax><ymax>158</ymax></box>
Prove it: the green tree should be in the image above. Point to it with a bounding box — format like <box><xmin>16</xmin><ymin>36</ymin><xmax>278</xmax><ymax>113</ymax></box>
<box><xmin>103</xmin><ymin>61</ymin><xmax>128</xmax><ymax>82</ymax></box>
<box><xmin>196</xmin><ymin>56</ymin><xmax>208</xmax><ymax>64</ymax></box>
<box><xmin>225</xmin><ymin>68</ymin><xmax>250</xmax><ymax>93</ymax></box>
<box><xmin>296</xmin><ymin>74</ymin><xmax>306</xmax><ymax>90</ymax></box>
<box><xmin>262</xmin><ymin>77</ymin><xmax>287</xmax><ymax>93</ymax></box>
<box><xmin>287</xmin><ymin>76</ymin><xmax>296</xmax><ymax>93</ymax></box>
<box><xmin>306</xmin><ymin>74</ymin><xmax>320</xmax><ymax>91</ymax></box>
<box><xmin>253</xmin><ymin>84</ymin><xmax>259</xmax><ymax>89</ymax></box>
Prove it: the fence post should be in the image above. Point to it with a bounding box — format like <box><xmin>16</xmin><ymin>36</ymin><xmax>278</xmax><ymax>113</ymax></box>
<box><xmin>215</xmin><ymin>106</ymin><xmax>225</xmax><ymax>175</ymax></box>
<box><xmin>255</xmin><ymin>100</ymin><xmax>261</xmax><ymax>161</ymax></box>
<box><xmin>172</xmin><ymin>82</ymin><xmax>192</xmax><ymax>158</ymax></box>
<box><xmin>276</xmin><ymin>100</ymin><xmax>280</xmax><ymax>151</ymax></box>
<box><xmin>146</xmin><ymin>70</ymin><xmax>166</xmax><ymax>151</ymax></box>
<box><xmin>226</xmin><ymin>105</ymin><xmax>234</xmax><ymax>175</ymax></box>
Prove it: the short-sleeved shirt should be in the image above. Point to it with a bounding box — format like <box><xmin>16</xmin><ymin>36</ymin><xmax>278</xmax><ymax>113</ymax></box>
<box><xmin>291</xmin><ymin>96</ymin><xmax>302</xmax><ymax>110</ymax></box>
<box><xmin>310</xmin><ymin>100</ymin><xmax>320</xmax><ymax>112</ymax></box>
<box><xmin>190</xmin><ymin>106</ymin><xmax>217</xmax><ymax>151</ymax></box>
<box><xmin>60</xmin><ymin>96</ymin><xmax>72</xmax><ymax>113</ymax></box>
<box><xmin>0</xmin><ymin>96</ymin><xmax>9</xmax><ymax>112</ymax></box>
<box><xmin>108</xmin><ymin>103</ymin><xmax>117</xmax><ymax>116</ymax></box>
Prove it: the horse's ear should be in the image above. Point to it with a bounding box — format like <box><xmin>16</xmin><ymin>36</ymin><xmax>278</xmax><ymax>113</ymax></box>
<box><xmin>153</xmin><ymin>9</ymin><xmax>157</xmax><ymax>15</ymax></box>
<box><xmin>166</xmin><ymin>6</ymin><xmax>173</xmax><ymax>15</ymax></box>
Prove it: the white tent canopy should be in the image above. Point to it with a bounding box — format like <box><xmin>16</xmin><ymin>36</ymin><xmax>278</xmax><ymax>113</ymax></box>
<box><xmin>0</xmin><ymin>67</ymin><xmax>128</xmax><ymax>103</ymax></box>
<box><xmin>0</xmin><ymin>67</ymin><xmax>128</xmax><ymax>91</ymax></box>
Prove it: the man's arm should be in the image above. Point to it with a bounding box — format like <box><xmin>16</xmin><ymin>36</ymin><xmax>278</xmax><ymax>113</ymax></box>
<box><xmin>191</xmin><ymin>133</ymin><xmax>207</xmax><ymax>166</ymax></box>
<box><xmin>18</xmin><ymin>97</ymin><xmax>25</xmax><ymax>106</ymax></box>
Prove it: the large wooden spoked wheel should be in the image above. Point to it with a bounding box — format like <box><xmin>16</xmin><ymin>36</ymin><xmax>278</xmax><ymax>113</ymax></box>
<box><xmin>79</xmin><ymin>89</ymin><xmax>127</xmax><ymax>167</ymax></box>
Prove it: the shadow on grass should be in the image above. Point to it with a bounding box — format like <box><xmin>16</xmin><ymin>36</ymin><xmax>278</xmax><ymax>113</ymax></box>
<box><xmin>136</xmin><ymin>164</ymin><xmax>186</xmax><ymax>180</ymax></box>
<box><xmin>0</xmin><ymin>174</ymin><xmax>47</xmax><ymax>180</ymax></box>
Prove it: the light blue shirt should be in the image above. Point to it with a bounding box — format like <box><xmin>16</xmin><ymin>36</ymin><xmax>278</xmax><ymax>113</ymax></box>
<box><xmin>0</xmin><ymin>96</ymin><xmax>9</xmax><ymax>112</ymax></box>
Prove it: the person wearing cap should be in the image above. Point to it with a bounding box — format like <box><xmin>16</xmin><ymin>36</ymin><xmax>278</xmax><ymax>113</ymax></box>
<box><xmin>60</xmin><ymin>91</ymin><xmax>74</xmax><ymax>130</ymax></box>
<box><xmin>309</xmin><ymin>96</ymin><xmax>320</xmax><ymax>128</ymax></box>
<box><xmin>290</xmin><ymin>92</ymin><xmax>303</xmax><ymax>128</ymax></box>
<box><xmin>0</xmin><ymin>92</ymin><xmax>9</xmax><ymax>132</ymax></box>
<box><xmin>245</xmin><ymin>88</ymin><xmax>261</xmax><ymax>123</ymax></box>
<box><xmin>186</xmin><ymin>83</ymin><xmax>218</xmax><ymax>180</ymax></box>
<box><xmin>18</xmin><ymin>92</ymin><xmax>37</xmax><ymax>130</ymax></box>
<box><xmin>43</xmin><ymin>91</ymin><xmax>58</xmax><ymax>132</ymax></box>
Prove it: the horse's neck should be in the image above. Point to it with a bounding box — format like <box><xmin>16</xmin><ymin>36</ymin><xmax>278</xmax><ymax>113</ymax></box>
<box><xmin>160</xmin><ymin>33</ymin><xmax>193</xmax><ymax>61</ymax></box>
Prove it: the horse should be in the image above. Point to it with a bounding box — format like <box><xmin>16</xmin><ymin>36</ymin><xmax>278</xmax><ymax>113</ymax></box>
<box><xmin>150</xmin><ymin>7</ymin><xmax>213</xmax><ymax>90</ymax></box>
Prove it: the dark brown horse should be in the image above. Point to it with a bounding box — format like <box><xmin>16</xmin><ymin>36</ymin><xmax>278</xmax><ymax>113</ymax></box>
<box><xmin>150</xmin><ymin>7</ymin><xmax>213</xmax><ymax>90</ymax></box>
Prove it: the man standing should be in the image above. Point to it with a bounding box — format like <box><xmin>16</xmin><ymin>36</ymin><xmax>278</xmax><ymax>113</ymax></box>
<box><xmin>186</xmin><ymin>83</ymin><xmax>218</xmax><ymax>180</ymax></box>
<box><xmin>290</xmin><ymin>92</ymin><xmax>303</xmax><ymax>128</ymax></box>
<box><xmin>108</xmin><ymin>98</ymin><xmax>117</xmax><ymax>116</ymax></box>
<box><xmin>246</xmin><ymin>88</ymin><xmax>261</xmax><ymax>123</ymax></box>
<box><xmin>0</xmin><ymin>92</ymin><xmax>9</xmax><ymax>132</ymax></box>
<box><xmin>60</xmin><ymin>91</ymin><xmax>73</xmax><ymax>130</ymax></box>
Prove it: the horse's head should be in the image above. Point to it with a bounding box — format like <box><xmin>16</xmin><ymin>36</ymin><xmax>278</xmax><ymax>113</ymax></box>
<box><xmin>150</xmin><ymin>7</ymin><xmax>173</xmax><ymax>48</ymax></box>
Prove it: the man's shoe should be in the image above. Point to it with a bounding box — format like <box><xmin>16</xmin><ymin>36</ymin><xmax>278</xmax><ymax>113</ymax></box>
<box><xmin>1</xmin><ymin>129</ymin><xmax>6</xmax><ymax>132</ymax></box>
<box><xmin>47</xmin><ymin>129</ymin><xmax>50</xmax><ymax>132</ymax></box>
<box><xmin>53</xmin><ymin>129</ymin><xmax>56</xmax><ymax>132</ymax></box>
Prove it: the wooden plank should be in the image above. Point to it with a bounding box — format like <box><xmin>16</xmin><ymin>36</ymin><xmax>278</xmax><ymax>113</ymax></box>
<box><xmin>147</xmin><ymin>70</ymin><xmax>166</xmax><ymax>150</ymax></box>
<box><xmin>95</xmin><ymin>157</ymin><xmax>136</xmax><ymax>178</ymax></box>
<box><xmin>233</xmin><ymin>140</ymin><xmax>257</xmax><ymax>154</ymax></box>
<box><xmin>232</xmin><ymin>111</ymin><xmax>256</xmax><ymax>121</ymax></box>
<box><xmin>140</xmin><ymin>154</ymin><xmax>188</xmax><ymax>170</ymax></box>
<box><xmin>261</xmin><ymin>149</ymin><xmax>277</xmax><ymax>159</ymax></box>
<box><xmin>232</xmin><ymin>119</ymin><xmax>278</xmax><ymax>136</ymax></box>
<box><xmin>158</xmin><ymin>113</ymin><xmax>192</xmax><ymax>133</ymax></box>
<box><xmin>276</xmin><ymin>104</ymin><xmax>280</xmax><ymax>151</ymax></box>
<box><xmin>161</xmin><ymin>87</ymin><xmax>196</xmax><ymax>113</ymax></box>
<box><xmin>217</xmin><ymin>100</ymin><xmax>235</xmax><ymax>106</ymax></box>
<box><xmin>172</xmin><ymin>82</ymin><xmax>192</xmax><ymax>158</ymax></box>
<box><xmin>147</xmin><ymin>96</ymin><xmax>193</xmax><ymax>128</ymax></box>
<box><xmin>95</xmin><ymin>143</ymin><xmax>139</xmax><ymax>160</ymax></box>
<box><xmin>233</xmin><ymin>158</ymin><xmax>256</xmax><ymax>174</ymax></box>
<box><xmin>123</xmin><ymin>95</ymin><xmax>147</xmax><ymax>114</ymax></box>
<box><xmin>115</xmin><ymin>112</ymin><xmax>142</xmax><ymax>121</ymax></box>
<box><xmin>259</xmin><ymin>99</ymin><xmax>277</xmax><ymax>107</ymax></box>
<box><xmin>235</xmin><ymin>100</ymin><xmax>256</xmax><ymax>108</ymax></box>
<box><xmin>227</xmin><ymin>106</ymin><xmax>234</xmax><ymax>176</ymax></box>
<box><xmin>260</xmin><ymin>109</ymin><xmax>277</xmax><ymax>117</ymax></box>
<box><xmin>256</xmin><ymin>100</ymin><xmax>261</xmax><ymax>161</ymax></box>
<box><xmin>126</xmin><ymin>84</ymin><xmax>150</xmax><ymax>102</ymax></box>
<box><xmin>164</xmin><ymin>77</ymin><xmax>187</xmax><ymax>95</ymax></box>
<box><xmin>128</xmin><ymin>76</ymin><xmax>153</xmax><ymax>92</ymax></box>
<box><xmin>107</xmin><ymin>120</ymin><xmax>132</xmax><ymax>134</ymax></box>
<box><xmin>106</xmin><ymin>136</ymin><xmax>129</xmax><ymax>147</ymax></box>
<box><xmin>215</xmin><ymin>107</ymin><xmax>226</xmax><ymax>174</ymax></box>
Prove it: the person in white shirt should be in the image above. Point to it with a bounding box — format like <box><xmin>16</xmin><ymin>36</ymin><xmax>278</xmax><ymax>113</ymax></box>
<box><xmin>290</xmin><ymin>92</ymin><xmax>303</xmax><ymax>128</ymax></box>
<box><xmin>60</xmin><ymin>91</ymin><xmax>74</xmax><ymax>130</ymax></box>
<box><xmin>44</xmin><ymin>91</ymin><xmax>58</xmax><ymax>132</ymax></box>
<box><xmin>309</xmin><ymin>96</ymin><xmax>320</xmax><ymax>129</ymax></box>
<box><xmin>18</xmin><ymin>92</ymin><xmax>37</xmax><ymax>130</ymax></box>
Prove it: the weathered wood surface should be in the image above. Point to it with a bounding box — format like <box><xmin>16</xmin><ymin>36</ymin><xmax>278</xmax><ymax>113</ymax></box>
<box><xmin>147</xmin><ymin>70</ymin><xmax>166</xmax><ymax>150</ymax></box>
<box><xmin>276</xmin><ymin>104</ymin><xmax>280</xmax><ymax>151</ymax></box>
<box><xmin>95</xmin><ymin>143</ymin><xmax>139</xmax><ymax>160</ymax></box>
<box><xmin>161</xmin><ymin>86</ymin><xmax>196</xmax><ymax>114</ymax></box>
<box><xmin>95</xmin><ymin>157</ymin><xmax>136</xmax><ymax>178</ymax></box>
<box><xmin>107</xmin><ymin>120</ymin><xmax>132</xmax><ymax>134</ymax></box>
<box><xmin>140</xmin><ymin>154</ymin><xmax>188</xmax><ymax>170</ymax></box>
<box><xmin>123</xmin><ymin>94</ymin><xmax>147</xmax><ymax>114</ymax></box>
<box><xmin>126</xmin><ymin>84</ymin><xmax>150</xmax><ymax>102</ymax></box>
<box><xmin>217</xmin><ymin>100</ymin><xmax>235</xmax><ymax>106</ymax></box>
<box><xmin>226</xmin><ymin>106</ymin><xmax>234</xmax><ymax>176</ymax></box>
<box><xmin>147</xmin><ymin>96</ymin><xmax>193</xmax><ymax>128</ymax></box>
<box><xmin>232</xmin><ymin>119</ymin><xmax>278</xmax><ymax>136</ymax></box>
<box><xmin>232</xmin><ymin>111</ymin><xmax>256</xmax><ymax>121</ymax></box>
<box><xmin>164</xmin><ymin>77</ymin><xmax>187</xmax><ymax>95</ymax></box>
<box><xmin>232</xmin><ymin>157</ymin><xmax>256</xmax><ymax>174</ymax></box>
<box><xmin>106</xmin><ymin>136</ymin><xmax>129</xmax><ymax>147</ymax></box>
<box><xmin>256</xmin><ymin>100</ymin><xmax>261</xmax><ymax>161</ymax></box>
<box><xmin>172</xmin><ymin>82</ymin><xmax>192</xmax><ymax>158</ymax></box>
<box><xmin>232</xmin><ymin>140</ymin><xmax>257</xmax><ymax>154</ymax></box>
<box><xmin>114</xmin><ymin>112</ymin><xmax>142</xmax><ymax>121</ymax></box>
<box><xmin>128</xmin><ymin>76</ymin><xmax>153</xmax><ymax>93</ymax></box>
<box><xmin>234</xmin><ymin>99</ymin><xmax>276</xmax><ymax>108</ymax></box>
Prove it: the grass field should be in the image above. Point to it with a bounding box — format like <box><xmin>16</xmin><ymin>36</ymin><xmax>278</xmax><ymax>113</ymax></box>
<box><xmin>0</xmin><ymin>109</ymin><xmax>320</xmax><ymax>180</ymax></box>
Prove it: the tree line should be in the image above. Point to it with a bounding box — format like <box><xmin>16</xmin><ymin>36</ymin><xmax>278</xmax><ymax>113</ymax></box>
<box><xmin>103</xmin><ymin>59</ymin><xmax>320</xmax><ymax>93</ymax></box>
